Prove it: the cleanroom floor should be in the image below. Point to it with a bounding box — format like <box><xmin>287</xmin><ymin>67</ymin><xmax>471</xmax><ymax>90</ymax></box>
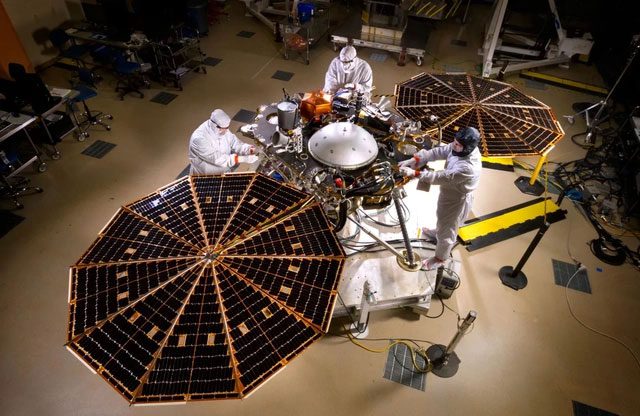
<box><xmin>0</xmin><ymin>2</ymin><xmax>638</xmax><ymax>415</ymax></box>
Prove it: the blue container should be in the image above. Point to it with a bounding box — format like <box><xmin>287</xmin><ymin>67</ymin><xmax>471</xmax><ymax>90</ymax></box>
<box><xmin>297</xmin><ymin>2</ymin><xmax>315</xmax><ymax>23</ymax></box>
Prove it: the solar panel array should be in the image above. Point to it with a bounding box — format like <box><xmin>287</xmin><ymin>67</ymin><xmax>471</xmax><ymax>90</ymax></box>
<box><xmin>67</xmin><ymin>173</ymin><xmax>345</xmax><ymax>404</ymax></box>
<box><xmin>394</xmin><ymin>73</ymin><xmax>565</xmax><ymax>157</ymax></box>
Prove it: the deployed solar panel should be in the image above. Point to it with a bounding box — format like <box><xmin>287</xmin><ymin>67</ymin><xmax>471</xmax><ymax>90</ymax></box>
<box><xmin>394</xmin><ymin>73</ymin><xmax>565</xmax><ymax>157</ymax></box>
<box><xmin>67</xmin><ymin>173</ymin><xmax>346</xmax><ymax>404</ymax></box>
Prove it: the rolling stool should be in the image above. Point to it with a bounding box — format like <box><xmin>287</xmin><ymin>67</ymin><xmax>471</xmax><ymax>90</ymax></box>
<box><xmin>71</xmin><ymin>84</ymin><xmax>112</xmax><ymax>140</ymax></box>
<box><xmin>114</xmin><ymin>54</ymin><xmax>144</xmax><ymax>100</ymax></box>
<box><xmin>49</xmin><ymin>28</ymin><xmax>91</xmax><ymax>68</ymax></box>
<box><xmin>0</xmin><ymin>176</ymin><xmax>43</xmax><ymax>209</ymax></box>
<box><xmin>1</xmin><ymin>152</ymin><xmax>44</xmax><ymax>209</ymax></box>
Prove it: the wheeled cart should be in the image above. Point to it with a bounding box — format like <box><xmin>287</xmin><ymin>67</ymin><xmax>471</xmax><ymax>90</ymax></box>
<box><xmin>282</xmin><ymin>8</ymin><xmax>330</xmax><ymax>64</ymax></box>
<box><xmin>331</xmin><ymin>8</ymin><xmax>429</xmax><ymax>66</ymax></box>
<box><xmin>151</xmin><ymin>29</ymin><xmax>206</xmax><ymax>90</ymax></box>
<box><xmin>0</xmin><ymin>112</ymin><xmax>47</xmax><ymax>208</ymax></box>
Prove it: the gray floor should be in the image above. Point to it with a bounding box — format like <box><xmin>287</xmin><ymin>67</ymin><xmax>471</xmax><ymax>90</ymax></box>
<box><xmin>1</xmin><ymin>2</ymin><xmax>639</xmax><ymax>415</ymax></box>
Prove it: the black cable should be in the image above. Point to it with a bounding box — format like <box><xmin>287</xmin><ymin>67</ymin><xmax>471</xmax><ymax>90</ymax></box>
<box><xmin>326</xmin><ymin>333</ymin><xmax>436</xmax><ymax>347</ymax></box>
<box><xmin>425</xmin><ymin>296</ymin><xmax>445</xmax><ymax>318</ymax></box>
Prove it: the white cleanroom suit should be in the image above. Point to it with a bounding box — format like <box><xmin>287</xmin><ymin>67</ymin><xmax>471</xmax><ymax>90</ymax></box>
<box><xmin>189</xmin><ymin>109</ymin><xmax>256</xmax><ymax>174</ymax></box>
<box><xmin>399</xmin><ymin>127</ymin><xmax>482</xmax><ymax>269</ymax></box>
<box><xmin>413</xmin><ymin>143</ymin><xmax>481</xmax><ymax>260</ymax></box>
<box><xmin>323</xmin><ymin>46</ymin><xmax>373</xmax><ymax>98</ymax></box>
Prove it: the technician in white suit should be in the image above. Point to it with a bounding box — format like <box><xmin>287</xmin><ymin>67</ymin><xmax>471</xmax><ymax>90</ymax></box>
<box><xmin>323</xmin><ymin>45</ymin><xmax>373</xmax><ymax>98</ymax></box>
<box><xmin>189</xmin><ymin>109</ymin><xmax>258</xmax><ymax>174</ymax></box>
<box><xmin>399</xmin><ymin>127</ymin><xmax>482</xmax><ymax>270</ymax></box>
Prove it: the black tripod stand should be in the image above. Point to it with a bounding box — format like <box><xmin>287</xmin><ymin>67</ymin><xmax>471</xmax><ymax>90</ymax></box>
<box><xmin>567</xmin><ymin>40</ymin><xmax>639</xmax><ymax>148</ymax></box>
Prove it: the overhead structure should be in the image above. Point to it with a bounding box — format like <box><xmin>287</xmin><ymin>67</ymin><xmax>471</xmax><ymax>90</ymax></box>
<box><xmin>66</xmin><ymin>173</ymin><xmax>346</xmax><ymax>404</ymax></box>
<box><xmin>480</xmin><ymin>0</ymin><xmax>593</xmax><ymax>77</ymax></box>
<box><xmin>394</xmin><ymin>72</ymin><xmax>565</xmax><ymax>157</ymax></box>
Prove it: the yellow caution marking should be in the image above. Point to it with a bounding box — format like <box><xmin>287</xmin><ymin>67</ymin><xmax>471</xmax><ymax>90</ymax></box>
<box><xmin>521</xmin><ymin>70</ymin><xmax>608</xmax><ymax>95</ymax></box>
<box><xmin>481</xmin><ymin>156</ymin><xmax>513</xmax><ymax>167</ymax></box>
<box><xmin>459</xmin><ymin>199</ymin><xmax>560</xmax><ymax>241</ymax></box>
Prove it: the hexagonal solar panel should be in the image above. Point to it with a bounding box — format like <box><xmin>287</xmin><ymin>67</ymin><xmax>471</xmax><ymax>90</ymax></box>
<box><xmin>394</xmin><ymin>73</ymin><xmax>565</xmax><ymax>157</ymax></box>
<box><xmin>66</xmin><ymin>173</ymin><xmax>346</xmax><ymax>404</ymax></box>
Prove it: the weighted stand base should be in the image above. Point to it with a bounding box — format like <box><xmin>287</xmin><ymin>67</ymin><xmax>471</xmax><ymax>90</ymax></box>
<box><xmin>348</xmin><ymin>323</ymin><xmax>369</xmax><ymax>339</ymax></box>
<box><xmin>426</xmin><ymin>344</ymin><xmax>460</xmax><ymax>378</ymax></box>
<box><xmin>514</xmin><ymin>176</ymin><xmax>544</xmax><ymax>196</ymax></box>
<box><xmin>570</xmin><ymin>131</ymin><xmax>596</xmax><ymax>148</ymax></box>
<box><xmin>499</xmin><ymin>266</ymin><xmax>528</xmax><ymax>290</ymax></box>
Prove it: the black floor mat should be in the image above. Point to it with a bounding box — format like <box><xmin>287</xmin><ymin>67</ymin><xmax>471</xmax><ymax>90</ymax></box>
<box><xmin>203</xmin><ymin>57</ymin><xmax>223</xmax><ymax>67</ymax></box>
<box><xmin>150</xmin><ymin>92</ymin><xmax>179</xmax><ymax>105</ymax></box>
<box><xmin>232</xmin><ymin>109</ymin><xmax>256</xmax><ymax>123</ymax></box>
<box><xmin>383</xmin><ymin>342</ymin><xmax>426</xmax><ymax>391</ymax></box>
<box><xmin>572</xmin><ymin>401</ymin><xmax>617</xmax><ymax>416</ymax></box>
<box><xmin>552</xmin><ymin>259</ymin><xmax>591</xmax><ymax>294</ymax></box>
<box><xmin>0</xmin><ymin>210</ymin><xmax>25</xmax><ymax>238</ymax></box>
<box><xmin>177</xmin><ymin>165</ymin><xmax>190</xmax><ymax>178</ymax></box>
<box><xmin>272</xmin><ymin>70</ymin><xmax>294</xmax><ymax>81</ymax></box>
<box><xmin>237</xmin><ymin>31</ymin><xmax>255</xmax><ymax>38</ymax></box>
<box><xmin>450</xmin><ymin>39</ymin><xmax>468</xmax><ymax>47</ymax></box>
<box><xmin>81</xmin><ymin>140</ymin><xmax>116</xmax><ymax>158</ymax></box>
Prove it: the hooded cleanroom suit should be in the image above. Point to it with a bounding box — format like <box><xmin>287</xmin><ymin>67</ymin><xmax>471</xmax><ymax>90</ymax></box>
<box><xmin>414</xmin><ymin>143</ymin><xmax>482</xmax><ymax>260</ymax></box>
<box><xmin>323</xmin><ymin>57</ymin><xmax>373</xmax><ymax>96</ymax></box>
<box><xmin>188</xmin><ymin>120</ymin><xmax>253</xmax><ymax>174</ymax></box>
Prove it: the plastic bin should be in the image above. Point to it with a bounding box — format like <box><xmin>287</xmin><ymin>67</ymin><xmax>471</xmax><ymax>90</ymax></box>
<box><xmin>297</xmin><ymin>2</ymin><xmax>315</xmax><ymax>24</ymax></box>
<box><xmin>187</xmin><ymin>0</ymin><xmax>209</xmax><ymax>35</ymax></box>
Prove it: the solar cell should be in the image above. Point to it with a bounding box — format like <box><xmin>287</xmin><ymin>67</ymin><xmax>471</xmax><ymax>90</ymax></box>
<box><xmin>395</xmin><ymin>73</ymin><xmax>565</xmax><ymax>157</ymax></box>
<box><xmin>67</xmin><ymin>173</ymin><xmax>345</xmax><ymax>403</ymax></box>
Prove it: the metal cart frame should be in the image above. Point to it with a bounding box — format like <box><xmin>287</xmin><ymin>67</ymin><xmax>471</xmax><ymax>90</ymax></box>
<box><xmin>282</xmin><ymin>7</ymin><xmax>331</xmax><ymax>64</ymax></box>
<box><xmin>151</xmin><ymin>27</ymin><xmax>207</xmax><ymax>90</ymax></box>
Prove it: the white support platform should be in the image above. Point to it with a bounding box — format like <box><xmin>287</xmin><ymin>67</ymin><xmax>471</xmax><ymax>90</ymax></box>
<box><xmin>333</xmin><ymin>164</ymin><xmax>450</xmax><ymax>318</ymax></box>
<box><xmin>331</xmin><ymin>35</ymin><xmax>425</xmax><ymax>66</ymax></box>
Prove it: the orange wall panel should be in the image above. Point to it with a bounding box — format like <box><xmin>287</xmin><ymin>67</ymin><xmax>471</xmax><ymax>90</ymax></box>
<box><xmin>0</xmin><ymin>2</ymin><xmax>33</xmax><ymax>79</ymax></box>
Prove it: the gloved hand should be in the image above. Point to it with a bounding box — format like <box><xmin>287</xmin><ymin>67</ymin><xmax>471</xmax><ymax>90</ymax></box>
<box><xmin>398</xmin><ymin>158</ymin><xmax>417</xmax><ymax>169</ymax></box>
<box><xmin>238</xmin><ymin>155</ymin><xmax>259</xmax><ymax>164</ymax></box>
<box><xmin>400</xmin><ymin>166</ymin><xmax>419</xmax><ymax>177</ymax></box>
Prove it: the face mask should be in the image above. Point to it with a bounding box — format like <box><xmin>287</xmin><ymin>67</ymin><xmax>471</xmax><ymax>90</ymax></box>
<box><xmin>341</xmin><ymin>60</ymin><xmax>355</xmax><ymax>73</ymax></box>
<box><xmin>452</xmin><ymin>141</ymin><xmax>475</xmax><ymax>157</ymax></box>
<box><xmin>210</xmin><ymin>120</ymin><xmax>229</xmax><ymax>135</ymax></box>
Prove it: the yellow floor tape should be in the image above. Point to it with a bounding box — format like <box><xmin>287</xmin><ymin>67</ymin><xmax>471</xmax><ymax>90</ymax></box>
<box><xmin>459</xmin><ymin>198</ymin><xmax>560</xmax><ymax>241</ymax></box>
<box><xmin>520</xmin><ymin>70</ymin><xmax>608</xmax><ymax>96</ymax></box>
<box><xmin>481</xmin><ymin>156</ymin><xmax>513</xmax><ymax>166</ymax></box>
